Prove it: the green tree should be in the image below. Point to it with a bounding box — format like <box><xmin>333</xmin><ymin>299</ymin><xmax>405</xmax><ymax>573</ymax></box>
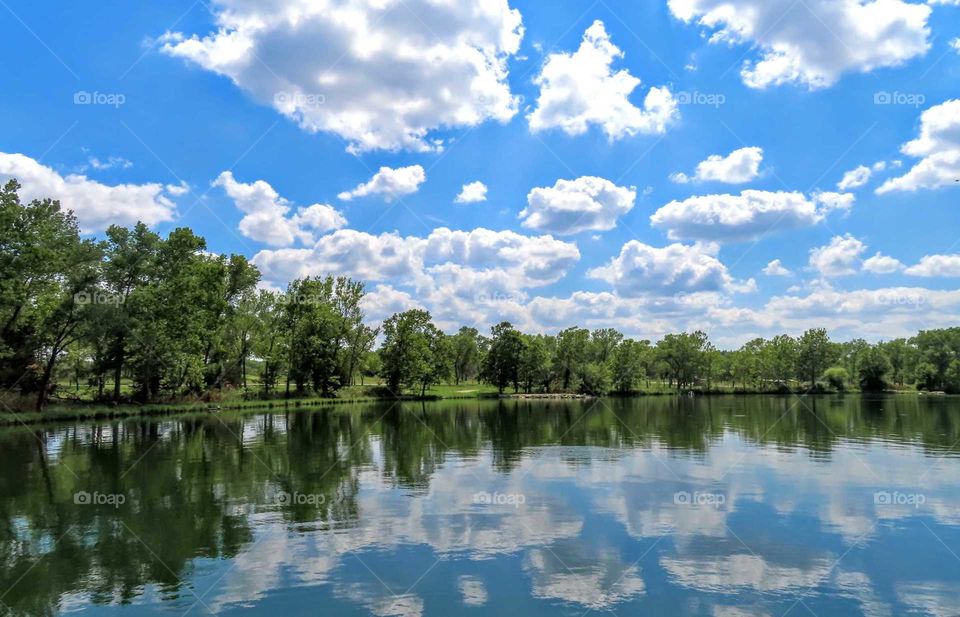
<box><xmin>380</xmin><ymin>309</ymin><xmax>448</xmax><ymax>395</ymax></box>
<box><xmin>554</xmin><ymin>327</ymin><xmax>589</xmax><ymax>391</ymax></box>
<box><xmin>798</xmin><ymin>328</ymin><xmax>838</xmax><ymax>388</ymax></box>
<box><xmin>481</xmin><ymin>322</ymin><xmax>524</xmax><ymax>394</ymax></box>
<box><xmin>656</xmin><ymin>331</ymin><xmax>711</xmax><ymax>391</ymax></box>
<box><xmin>858</xmin><ymin>346</ymin><xmax>891</xmax><ymax>391</ymax></box>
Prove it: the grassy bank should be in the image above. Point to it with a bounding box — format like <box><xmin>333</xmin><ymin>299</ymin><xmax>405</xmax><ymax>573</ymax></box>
<box><xmin>1</xmin><ymin>382</ymin><xmax>925</xmax><ymax>427</ymax></box>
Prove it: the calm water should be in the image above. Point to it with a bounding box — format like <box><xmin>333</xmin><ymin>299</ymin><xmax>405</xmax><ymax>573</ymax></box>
<box><xmin>2</xmin><ymin>395</ymin><xmax>960</xmax><ymax>616</ymax></box>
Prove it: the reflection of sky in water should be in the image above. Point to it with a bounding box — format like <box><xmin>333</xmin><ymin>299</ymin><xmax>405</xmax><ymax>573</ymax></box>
<box><xmin>12</xmin><ymin>399</ymin><xmax>960</xmax><ymax>617</ymax></box>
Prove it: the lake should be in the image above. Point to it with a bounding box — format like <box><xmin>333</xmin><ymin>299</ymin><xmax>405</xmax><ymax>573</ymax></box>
<box><xmin>2</xmin><ymin>395</ymin><xmax>960</xmax><ymax>616</ymax></box>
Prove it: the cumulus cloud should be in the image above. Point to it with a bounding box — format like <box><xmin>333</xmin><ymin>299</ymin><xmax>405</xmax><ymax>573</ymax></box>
<box><xmin>521</xmin><ymin>176</ymin><xmax>636</xmax><ymax>235</ymax></box>
<box><xmin>837</xmin><ymin>165</ymin><xmax>872</xmax><ymax>191</ymax></box>
<box><xmin>862</xmin><ymin>252</ymin><xmax>904</xmax><ymax>274</ymax></box>
<box><xmin>670</xmin><ymin>147</ymin><xmax>763</xmax><ymax>184</ymax></box>
<box><xmin>763</xmin><ymin>259</ymin><xmax>791</xmax><ymax>276</ymax></box>
<box><xmin>0</xmin><ymin>151</ymin><xmax>178</xmax><ymax>232</ymax></box>
<box><xmin>876</xmin><ymin>99</ymin><xmax>960</xmax><ymax>194</ymax></box>
<box><xmin>651</xmin><ymin>190</ymin><xmax>844</xmax><ymax>243</ymax></box>
<box><xmin>214</xmin><ymin>171</ymin><xmax>345</xmax><ymax>247</ymax></box>
<box><xmin>588</xmin><ymin>240</ymin><xmax>754</xmax><ymax>296</ymax></box>
<box><xmin>161</xmin><ymin>0</ymin><xmax>523</xmax><ymax>153</ymax></box>
<box><xmin>253</xmin><ymin>227</ymin><xmax>580</xmax><ymax>294</ymax></box>
<box><xmin>527</xmin><ymin>20</ymin><xmax>677</xmax><ymax>140</ymax></box>
<box><xmin>668</xmin><ymin>0</ymin><xmax>932</xmax><ymax>89</ymax></box>
<box><xmin>338</xmin><ymin>165</ymin><xmax>426</xmax><ymax>202</ymax></box>
<box><xmin>808</xmin><ymin>234</ymin><xmax>867</xmax><ymax>277</ymax></box>
<box><xmin>952</xmin><ymin>38</ymin><xmax>960</xmax><ymax>53</ymax></box>
<box><xmin>904</xmin><ymin>254</ymin><xmax>960</xmax><ymax>277</ymax></box>
<box><xmin>455</xmin><ymin>181</ymin><xmax>488</xmax><ymax>203</ymax></box>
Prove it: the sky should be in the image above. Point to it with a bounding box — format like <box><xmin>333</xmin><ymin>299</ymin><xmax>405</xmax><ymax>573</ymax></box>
<box><xmin>1</xmin><ymin>0</ymin><xmax>959</xmax><ymax>347</ymax></box>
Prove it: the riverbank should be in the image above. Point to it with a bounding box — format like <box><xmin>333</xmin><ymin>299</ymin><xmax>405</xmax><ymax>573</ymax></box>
<box><xmin>0</xmin><ymin>383</ymin><xmax>931</xmax><ymax>427</ymax></box>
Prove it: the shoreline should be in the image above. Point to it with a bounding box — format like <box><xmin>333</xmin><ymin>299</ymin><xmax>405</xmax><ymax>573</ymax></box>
<box><xmin>0</xmin><ymin>388</ymin><xmax>932</xmax><ymax>428</ymax></box>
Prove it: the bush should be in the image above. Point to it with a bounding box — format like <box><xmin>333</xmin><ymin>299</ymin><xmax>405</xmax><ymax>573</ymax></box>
<box><xmin>823</xmin><ymin>367</ymin><xmax>849</xmax><ymax>391</ymax></box>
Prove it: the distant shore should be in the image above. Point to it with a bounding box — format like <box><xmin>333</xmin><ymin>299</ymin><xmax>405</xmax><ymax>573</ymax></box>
<box><xmin>0</xmin><ymin>385</ymin><xmax>935</xmax><ymax>427</ymax></box>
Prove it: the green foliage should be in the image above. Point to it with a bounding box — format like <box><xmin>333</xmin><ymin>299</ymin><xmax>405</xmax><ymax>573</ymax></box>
<box><xmin>858</xmin><ymin>346</ymin><xmax>891</xmax><ymax>391</ymax></box>
<box><xmin>824</xmin><ymin>366</ymin><xmax>850</xmax><ymax>391</ymax></box>
<box><xmin>480</xmin><ymin>322</ymin><xmax>524</xmax><ymax>393</ymax></box>
<box><xmin>380</xmin><ymin>309</ymin><xmax>449</xmax><ymax>395</ymax></box>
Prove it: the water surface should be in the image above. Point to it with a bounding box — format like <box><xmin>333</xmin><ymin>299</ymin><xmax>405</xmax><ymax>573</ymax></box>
<box><xmin>2</xmin><ymin>395</ymin><xmax>960</xmax><ymax>616</ymax></box>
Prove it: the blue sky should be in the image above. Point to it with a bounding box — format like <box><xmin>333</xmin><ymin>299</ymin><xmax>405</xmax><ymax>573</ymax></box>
<box><xmin>1</xmin><ymin>0</ymin><xmax>959</xmax><ymax>346</ymax></box>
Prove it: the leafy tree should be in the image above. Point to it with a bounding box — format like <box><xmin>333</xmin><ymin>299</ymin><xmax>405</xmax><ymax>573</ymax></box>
<box><xmin>798</xmin><ymin>328</ymin><xmax>838</xmax><ymax>388</ymax></box>
<box><xmin>858</xmin><ymin>346</ymin><xmax>891</xmax><ymax>391</ymax></box>
<box><xmin>554</xmin><ymin>327</ymin><xmax>589</xmax><ymax>391</ymax></box>
<box><xmin>380</xmin><ymin>309</ymin><xmax>448</xmax><ymax>395</ymax></box>
<box><xmin>656</xmin><ymin>331</ymin><xmax>711</xmax><ymax>391</ymax></box>
<box><xmin>518</xmin><ymin>334</ymin><xmax>552</xmax><ymax>393</ymax></box>
<box><xmin>451</xmin><ymin>326</ymin><xmax>481</xmax><ymax>384</ymax></box>
<box><xmin>481</xmin><ymin>322</ymin><xmax>524</xmax><ymax>394</ymax></box>
<box><xmin>824</xmin><ymin>366</ymin><xmax>849</xmax><ymax>391</ymax></box>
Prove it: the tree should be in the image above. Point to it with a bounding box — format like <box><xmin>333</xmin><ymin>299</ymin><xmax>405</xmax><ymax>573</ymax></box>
<box><xmin>518</xmin><ymin>334</ymin><xmax>552</xmax><ymax>393</ymax></box>
<box><xmin>451</xmin><ymin>326</ymin><xmax>481</xmax><ymax>384</ymax></box>
<box><xmin>824</xmin><ymin>366</ymin><xmax>849</xmax><ymax>391</ymax></box>
<box><xmin>481</xmin><ymin>322</ymin><xmax>524</xmax><ymax>394</ymax></box>
<box><xmin>610</xmin><ymin>339</ymin><xmax>644</xmax><ymax>393</ymax></box>
<box><xmin>797</xmin><ymin>328</ymin><xmax>838</xmax><ymax>388</ymax></box>
<box><xmin>656</xmin><ymin>331</ymin><xmax>711</xmax><ymax>391</ymax></box>
<box><xmin>858</xmin><ymin>346</ymin><xmax>891</xmax><ymax>392</ymax></box>
<box><xmin>554</xmin><ymin>327</ymin><xmax>589</xmax><ymax>391</ymax></box>
<box><xmin>379</xmin><ymin>309</ymin><xmax>448</xmax><ymax>395</ymax></box>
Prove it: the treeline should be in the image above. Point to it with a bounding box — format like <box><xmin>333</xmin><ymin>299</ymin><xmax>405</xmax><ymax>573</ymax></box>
<box><xmin>3</xmin><ymin>180</ymin><xmax>960</xmax><ymax>410</ymax></box>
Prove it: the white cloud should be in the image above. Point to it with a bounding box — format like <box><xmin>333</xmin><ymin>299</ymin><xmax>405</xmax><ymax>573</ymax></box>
<box><xmin>214</xmin><ymin>171</ymin><xmax>345</xmax><ymax>247</ymax></box>
<box><xmin>862</xmin><ymin>252</ymin><xmax>904</xmax><ymax>274</ymax></box>
<box><xmin>876</xmin><ymin>99</ymin><xmax>960</xmax><ymax>194</ymax></box>
<box><xmin>521</xmin><ymin>176</ymin><xmax>636</xmax><ymax>235</ymax></box>
<box><xmin>952</xmin><ymin>38</ymin><xmax>960</xmax><ymax>52</ymax></box>
<box><xmin>338</xmin><ymin>165</ymin><xmax>426</xmax><ymax>202</ymax></box>
<box><xmin>808</xmin><ymin>234</ymin><xmax>866</xmax><ymax>277</ymax></box>
<box><xmin>669</xmin><ymin>0</ymin><xmax>932</xmax><ymax>89</ymax></box>
<box><xmin>253</xmin><ymin>227</ymin><xmax>580</xmax><ymax>293</ymax></box>
<box><xmin>87</xmin><ymin>155</ymin><xmax>133</xmax><ymax>171</ymax></box>
<box><xmin>670</xmin><ymin>147</ymin><xmax>763</xmax><ymax>184</ymax></box>
<box><xmin>813</xmin><ymin>191</ymin><xmax>856</xmax><ymax>213</ymax></box>
<box><xmin>0</xmin><ymin>151</ymin><xmax>178</xmax><ymax>232</ymax></box>
<box><xmin>763</xmin><ymin>259</ymin><xmax>791</xmax><ymax>276</ymax></box>
<box><xmin>904</xmin><ymin>254</ymin><xmax>960</xmax><ymax>277</ymax></box>
<box><xmin>837</xmin><ymin>165</ymin><xmax>872</xmax><ymax>190</ymax></box>
<box><xmin>588</xmin><ymin>240</ymin><xmax>754</xmax><ymax>296</ymax></box>
<box><xmin>651</xmin><ymin>190</ymin><xmax>833</xmax><ymax>243</ymax></box>
<box><xmin>527</xmin><ymin>20</ymin><xmax>677</xmax><ymax>140</ymax></box>
<box><xmin>455</xmin><ymin>181</ymin><xmax>488</xmax><ymax>203</ymax></box>
<box><xmin>161</xmin><ymin>0</ymin><xmax>523</xmax><ymax>153</ymax></box>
